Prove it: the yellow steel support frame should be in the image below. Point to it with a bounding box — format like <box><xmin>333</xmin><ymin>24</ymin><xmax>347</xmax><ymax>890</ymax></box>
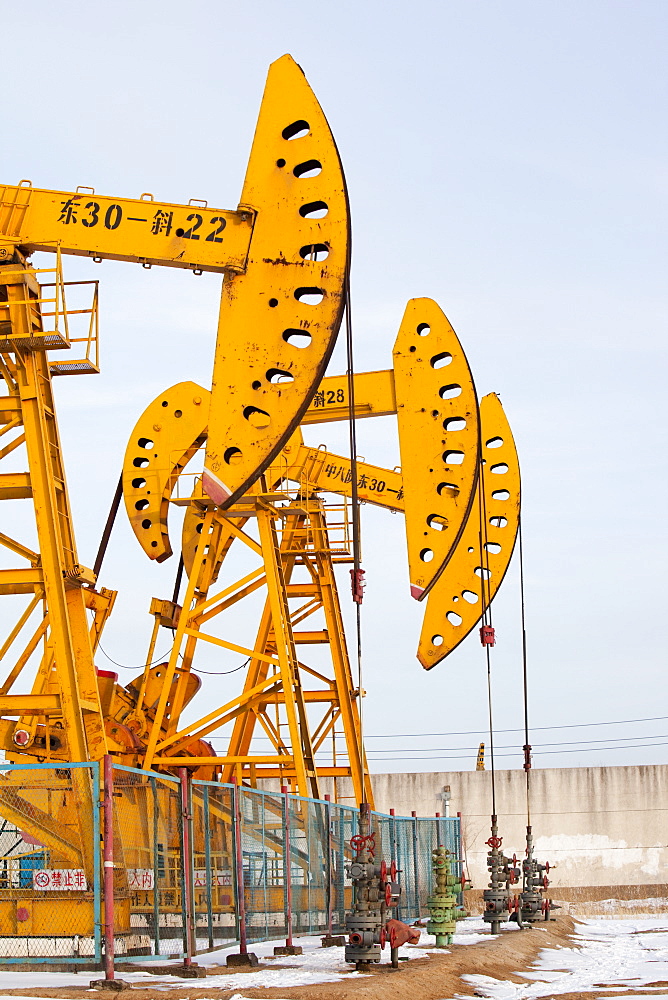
<box><xmin>0</xmin><ymin>258</ymin><xmax>112</xmax><ymax>872</ymax></box>
<box><xmin>140</xmin><ymin>489</ymin><xmax>372</xmax><ymax>805</ymax></box>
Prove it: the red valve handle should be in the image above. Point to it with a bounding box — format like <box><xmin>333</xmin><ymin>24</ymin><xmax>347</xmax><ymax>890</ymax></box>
<box><xmin>379</xmin><ymin>926</ymin><xmax>386</xmax><ymax>950</ymax></box>
<box><xmin>350</xmin><ymin>832</ymin><xmax>376</xmax><ymax>857</ymax></box>
<box><xmin>385</xmin><ymin>881</ymin><xmax>393</xmax><ymax>906</ymax></box>
<box><xmin>545</xmin><ymin>861</ymin><xmax>550</xmax><ymax>873</ymax></box>
<box><xmin>461</xmin><ymin>873</ymin><xmax>468</xmax><ymax>889</ymax></box>
<box><xmin>512</xmin><ymin>854</ymin><xmax>518</xmax><ymax>867</ymax></box>
<box><xmin>509</xmin><ymin>870</ymin><xmax>518</xmax><ymax>885</ymax></box>
<box><xmin>543</xmin><ymin>874</ymin><xmax>549</xmax><ymax>890</ymax></box>
<box><xmin>380</xmin><ymin>860</ymin><xmax>387</xmax><ymax>881</ymax></box>
<box><xmin>486</xmin><ymin>835</ymin><xmax>502</xmax><ymax>849</ymax></box>
<box><xmin>390</xmin><ymin>859</ymin><xmax>397</xmax><ymax>881</ymax></box>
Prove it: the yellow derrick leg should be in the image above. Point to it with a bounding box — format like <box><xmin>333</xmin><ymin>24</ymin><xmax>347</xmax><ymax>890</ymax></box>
<box><xmin>0</xmin><ymin>259</ymin><xmax>112</xmax><ymax>882</ymax></box>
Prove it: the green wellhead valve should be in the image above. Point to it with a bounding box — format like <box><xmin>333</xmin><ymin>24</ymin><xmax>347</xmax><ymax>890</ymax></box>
<box><xmin>426</xmin><ymin>845</ymin><xmax>471</xmax><ymax>946</ymax></box>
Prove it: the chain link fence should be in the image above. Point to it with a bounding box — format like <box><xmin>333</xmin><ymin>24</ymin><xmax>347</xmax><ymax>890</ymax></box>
<box><xmin>111</xmin><ymin>764</ymin><xmax>185</xmax><ymax>959</ymax></box>
<box><xmin>0</xmin><ymin>761</ymin><xmax>462</xmax><ymax>966</ymax></box>
<box><xmin>0</xmin><ymin>762</ymin><xmax>100</xmax><ymax>963</ymax></box>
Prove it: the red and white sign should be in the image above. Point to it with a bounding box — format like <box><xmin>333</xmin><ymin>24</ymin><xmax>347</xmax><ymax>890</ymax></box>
<box><xmin>194</xmin><ymin>869</ymin><xmax>232</xmax><ymax>888</ymax></box>
<box><xmin>33</xmin><ymin>869</ymin><xmax>87</xmax><ymax>891</ymax></box>
<box><xmin>127</xmin><ymin>869</ymin><xmax>155</xmax><ymax>889</ymax></box>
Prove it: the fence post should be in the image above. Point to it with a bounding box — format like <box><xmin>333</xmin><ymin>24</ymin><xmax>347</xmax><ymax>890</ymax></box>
<box><xmin>411</xmin><ymin>811</ymin><xmax>420</xmax><ymax>916</ymax></box>
<box><xmin>324</xmin><ymin>794</ymin><xmax>333</xmax><ymax>936</ymax></box>
<box><xmin>203</xmin><ymin>786</ymin><xmax>214</xmax><ymax>950</ymax></box>
<box><xmin>151</xmin><ymin>777</ymin><xmax>161</xmax><ymax>955</ymax></box>
<box><xmin>455</xmin><ymin>810</ymin><xmax>465</xmax><ymax>906</ymax></box>
<box><xmin>92</xmin><ymin>762</ymin><xmax>102</xmax><ymax>966</ymax></box>
<box><xmin>103</xmin><ymin>755</ymin><xmax>115</xmax><ymax>980</ymax></box>
<box><xmin>179</xmin><ymin>768</ymin><xmax>194</xmax><ymax>966</ymax></box>
<box><xmin>283</xmin><ymin>786</ymin><xmax>294</xmax><ymax>947</ymax></box>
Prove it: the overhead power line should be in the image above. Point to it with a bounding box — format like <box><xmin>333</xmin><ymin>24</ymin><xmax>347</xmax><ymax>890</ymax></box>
<box><xmin>358</xmin><ymin>715</ymin><xmax>668</xmax><ymax>739</ymax></box>
<box><xmin>340</xmin><ymin>740</ymin><xmax>668</xmax><ymax>762</ymax></box>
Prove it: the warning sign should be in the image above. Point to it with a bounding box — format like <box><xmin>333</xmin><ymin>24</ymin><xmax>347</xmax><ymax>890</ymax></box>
<box><xmin>32</xmin><ymin>869</ymin><xmax>87</xmax><ymax>891</ymax></box>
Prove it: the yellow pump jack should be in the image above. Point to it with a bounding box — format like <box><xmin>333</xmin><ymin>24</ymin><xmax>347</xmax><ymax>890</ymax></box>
<box><xmin>0</xmin><ymin>55</ymin><xmax>520</xmax><ymax>941</ymax></box>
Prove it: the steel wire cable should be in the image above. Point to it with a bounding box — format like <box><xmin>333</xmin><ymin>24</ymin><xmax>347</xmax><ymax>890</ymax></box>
<box><xmin>208</xmin><ymin>731</ymin><xmax>668</xmax><ymax>752</ymax></box>
<box><xmin>97</xmin><ymin>643</ymin><xmax>173</xmax><ymax>670</ymax></box>
<box><xmin>371</xmin><ymin>716</ymin><xmax>668</xmax><ymax>736</ymax></box>
<box><xmin>93</xmin><ymin>473</ymin><xmax>123</xmax><ymax>580</ymax></box>
<box><xmin>519</xmin><ymin>515</ymin><xmax>531</xmax><ymax>826</ymax></box>
<box><xmin>344</xmin><ymin>270</ymin><xmax>366</xmax><ymax>803</ymax></box>
<box><xmin>477</xmin><ymin>454</ymin><xmax>497</xmax><ymax>816</ymax></box>
<box><xmin>209</xmin><ymin>714</ymin><xmax>668</xmax><ymax>739</ymax></box>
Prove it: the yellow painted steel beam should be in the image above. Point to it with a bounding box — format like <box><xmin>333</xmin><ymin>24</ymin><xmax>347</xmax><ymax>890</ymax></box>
<box><xmin>202</xmin><ymin>55</ymin><xmax>350</xmax><ymax>507</ymax></box>
<box><xmin>122</xmin><ymin>405</ymin><xmax>405</xmax><ymax>566</ymax></box>
<box><xmin>418</xmin><ymin>393</ymin><xmax>521</xmax><ymax>668</ymax></box>
<box><xmin>0</xmin><ymin>396</ymin><xmax>21</xmax><ymax>422</ymax></box>
<box><xmin>256</xmin><ymin>689</ymin><xmax>336</xmax><ymax>703</ymax></box>
<box><xmin>0</xmin><ymin>595</ymin><xmax>41</xmax><ymax>672</ymax></box>
<box><xmin>0</xmin><ymin>264</ymin><xmax>108</xmax><ymax>792</ymax></box>
<box><xmin>0</xmin><ymin>567</ymin><xmax>43</xmax><ymax>593</ymax></box>
<box><xmin>0</xmin><ymin>532</ymin><xmax>39</xmax><ymax>563</ymax></box>
<box><xmin>239</xmin><ymin>766</ymin><xmax>351</xmax><ymax>778</ymax></box>
<box><xmin>301</xmin><ymin>369</ymin><xmax>397</xmax><ymax>423</ymax></box>
<box><xmin>156</xmin><ymin>756</ymin><xmax>294</xmax><ymax>767</ymax></box>
<box><xmin>393</xmin><ymin>298</ymin><xmax>480</xmax><ymax>601</ymax></box>
<box><xmin>183</xmin><ymin>627</ymin><xmax>279</xmax><ymax>665</ymax></box>
<box><xmin>0</xmin><ymin>616</ymin><xmax>48</xmax><ymax>695</ymax></box>
<box><xmin>0</xmin><ymin>472</ymin><xmax>31</xmax><ymax>499</ymax></box>
<box><xmin>0</xmin><ymin>184</ymin><xmax>252</xmax><ymax>274</ymax></box>
<box><xmin>292</xmin><ymin>630</ymin><xmax>329</xmax><ymax>643</ymax></box>
<box><xmin>256</xmin><ymin>507</ymin><xmax>319</xmax><ymax>798</ymax></box>
<box><xmin>308</xmin><ymin>503</ymin><xmax>374</xmax><ymax>805</ymax></box>
<box><xmin>273</xmin><ymin>433</ymin><xmax>405</xmax><ymax>511</ymax></box>
<box><xmin>0</xmin><ymin>694</ymin><xmax>61</xmax><ymax>715</ymax></box>
<box><xmin>154</xmin><ymin>653</ymin><xmax>281</xmax><ymax>754</ymax></box>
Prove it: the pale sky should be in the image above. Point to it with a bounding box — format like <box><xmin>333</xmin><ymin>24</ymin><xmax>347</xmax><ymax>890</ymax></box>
<box><xmin>1</xmin><ymin>0</ymin><xmax>666</xmax><ymax>777</ymax></box>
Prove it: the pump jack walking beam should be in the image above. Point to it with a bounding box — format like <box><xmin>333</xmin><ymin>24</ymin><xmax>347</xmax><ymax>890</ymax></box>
<box><xmin>1</xmin><ymin>54</ymin><xmax>350</xmax><ymax>508</ymax></box>
<box><xmin>0</xmin><ymin>55</ymin><xmax>349</xmax><ymax>771</ymax></box>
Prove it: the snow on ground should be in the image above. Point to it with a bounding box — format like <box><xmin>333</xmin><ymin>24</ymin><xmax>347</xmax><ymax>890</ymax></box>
<box><xmin>413</xmin><ymin>915</ymin><xmax>512</xmax><ymax>949</ymax></box>
<box><xmin>459</xmin><ymin>916</ymin><xmax>668</xmax><ymax>1000</ymax></box>
<box><xmin>0</xmin><ymin>930</ymin><xmax>432</xmax><ymax>994</ymax></box>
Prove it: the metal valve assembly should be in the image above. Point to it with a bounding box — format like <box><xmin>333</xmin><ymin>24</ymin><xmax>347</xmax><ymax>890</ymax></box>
<box><xmin>345</xmin><ymin>803</ymin><xmax>402</xmax><ymax>969</ymax></box>
<box><xmin>518</xmin><ymin>825</ymin><xmax>554</xmax><ymax>924</ymax></box>
<box><xmin>426</xmin><ymin>845</ymin><xmax>471</xmax><ymax>946</ymax></box>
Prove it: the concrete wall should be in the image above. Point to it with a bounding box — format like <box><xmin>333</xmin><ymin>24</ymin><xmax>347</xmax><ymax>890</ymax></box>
<box><xmin>362</xmin><ymin>765</ymin><xmax>668</xmax><ymax>895</ymax></box>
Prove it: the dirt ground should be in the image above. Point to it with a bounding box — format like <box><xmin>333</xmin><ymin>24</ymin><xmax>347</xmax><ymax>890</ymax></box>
<box><xmin>1</xmin><ymin>916</ymin><xmax>666</xmax><ymax>1000</ymax></box>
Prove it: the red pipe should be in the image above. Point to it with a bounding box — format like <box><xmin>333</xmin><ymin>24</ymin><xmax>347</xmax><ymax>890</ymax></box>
<box><xmin>179</xmin><ymin>768</ymin><xmax>194</xmax><ymax>966</ymax></box>
<box><xmin>232</xmin><ymin>781</ymin><xmax>248</xmax><ymax>955</ymax></box>
<box><xmin>103</xmin><ymin>755</ymin><xmax>115</xmax><ymax>980</ymax></box>
<box><xmin>282</xmin><ymin>785</ymin><xmax>294</xmax><ymax>948</ymax></box>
